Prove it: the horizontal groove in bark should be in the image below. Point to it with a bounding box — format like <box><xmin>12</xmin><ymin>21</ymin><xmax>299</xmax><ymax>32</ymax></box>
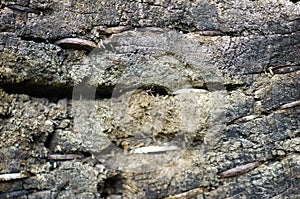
<box><xmin>0</xmin><ymin>81</ymin><xmax>178</xmax><ymax>101</ymax></box>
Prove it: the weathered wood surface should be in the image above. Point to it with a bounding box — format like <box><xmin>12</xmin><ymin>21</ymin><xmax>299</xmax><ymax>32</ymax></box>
<box><xmin>0</xmin><ymin>0</ymin><xmax>299</xmax><ymax>198</ymax></box>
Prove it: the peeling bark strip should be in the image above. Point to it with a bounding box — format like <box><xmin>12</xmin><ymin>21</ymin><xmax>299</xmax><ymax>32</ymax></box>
<box><xmin>47</xmin><ymin>154</ymin><xmax>82</xmax><ymax>160</ymax></box>
<box><xmin>278</xmin><ymin>100</ymin><xmax>300</xmax><ymax>110</ymax></box>
<box><xmin>0</xmin><ymin>190</ymin><xmax>35</xmax><ymax>198</ymax></box>
<box><xmin>54</xmin><ymin>38</ymin><xmax>97</xmax><ymax>51</ymax></box>
<box><xmin>164</xmin><ymin>187</ymin><xmax>204</xmax><ymax>199</ymax></box>
<box><xmin>0</xmin><ymin>172</ymin><xmax>30</xmax><ymax>181</ymax></box>
<box><xmin>218</xmin><ymin>162</ymin><xmax>263</xmax><ymax>178</ymax></box>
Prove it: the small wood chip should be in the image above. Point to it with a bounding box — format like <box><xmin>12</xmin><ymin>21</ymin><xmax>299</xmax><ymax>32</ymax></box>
<box><xmin>47</xmin><ymin>154</ymin><xmax>82</xmax><ymax>161</ymax></box>
<box><xmin>218</xmin><ymin>161</ymin><xmax>263</xmax><ymax>178</ymax></box>
<box><xmin>132</xmin><ymin>145</ymin><xmax>179</xmax><ymax>154</ymax></box>
<box><xmin>278</xmin><ymin>100</ymin><xmax>300</xmax><ymax>110</ymax></box>
<box><xmin>172</xmin><ymin>88</ymin><xmax>208</xmax><ymax>95</ymax></box>
<box><xmin>0</xmin><ymin>172</ymin><xmax>30</xmax><ymax>182</ymax></box>
<box><xmin>55</xmin><ymin>38</ymin><xmax>97</xmax><ymax>51</ymax></box>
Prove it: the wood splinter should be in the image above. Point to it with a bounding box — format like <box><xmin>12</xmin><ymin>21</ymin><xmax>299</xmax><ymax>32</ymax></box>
<box><xmin>0</xmin><ymin>172</ymin><xmax>30</xmax><ymax>182</ymax></box>
<box><xmin>172</xmin><ymin>88</ymin><xmax>208</xmax><ymax>95</ymax></box>
<box><xmin>278</xmin><ymin>100</ymin><xmax>300</xmax><ymax>110</ymax></box>
<box><xmin>228</xmin><ymin>115</ymin><xmax>259</xmax><ymax>125</ymax></box>
<box><xmin>0</xmin><ymin>172</ymin><xmax>31</xmax><ymax>182</ymax></box>
<box><xmin>55</xmin><ymin>38</ymin><xmax>97</xmax><ymax>51</ymax></box>
<box><xmin>131</xmin><ymin>145</ymin><xmax>179</xmax><ymax>154</ymax></box>
<box><xmin>218</xmin><ymin>161</ymin><xmax>263</xmax><ymax>178</ymax></box>
<box><xmin>47</xmin><ymin>154</ymin><xmax>82</xmax><ymax>161</ymax></box>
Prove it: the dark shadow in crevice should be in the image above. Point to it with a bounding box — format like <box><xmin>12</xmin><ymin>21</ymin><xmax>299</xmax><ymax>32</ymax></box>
<box><xmin>81</xmin><ymin>150</ymin><xmax>92</xmax><ymax>158</ymax></box>
<box><xmin>100</xmin><ymin>174</ymin><xmax>125</xmax><ymax>198</ymax></box>
<box><xmin>20</xmin><ymin>35</ymin><xmax>48</xmax><ymax>44</ymax></box>
<box><xmin>72</xmin><ymin>84</ymin><xmax>115</xmax><ymax>100</ymax></box>
<box><xmin>44</xmin><ymin>131</ymin><xmax>56</xmax><ymax>151</ymax></box>
<box><xmin>0</xmin><ymin>82</ymin><xmax>73</xmax><ymax>102</ymax></box>
<box><xmin>224</xmin><ymin>83</ymin><xmax>246</xmax><ymax>92</ymax></box>
<box><xmin>139</xmin><ymin>84</ymin><xmax>170</xmax><ymax>96</ymax></box>
<box><xmin>111</xmin><ymin>83</ymin><xmax>171</xmax><ymax>98</ymax></box>
<box><xmin>0</xmin><ymin>113</ymin><xmax>11</xmax><ymax>119</ymax></box>
<box><xmin>1</xmin><ymin>81</ymin><xmax>176</xmax><ymax>101</ymax></box>
<box><xmin>0</xmin><ymin>81</ymin><xmax>115</xmax><ymax>102</ymax></box>
<box><xmin>204</xmin><ymin>82</ymin><xmax>226</xmax><ymax>91</ymax></box>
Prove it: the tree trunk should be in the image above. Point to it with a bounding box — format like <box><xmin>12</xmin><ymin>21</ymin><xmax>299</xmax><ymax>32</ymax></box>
<box><xmin>0</xmin><ymin>0</ymin><xmax>299</xmax><ymax>198</ymax></box>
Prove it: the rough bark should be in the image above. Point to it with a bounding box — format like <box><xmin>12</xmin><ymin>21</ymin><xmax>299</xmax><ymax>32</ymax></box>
<box><xmin>0</xmin><ymin>0</ymin><xmax>299</xmax><ymax>198</ymax></box>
